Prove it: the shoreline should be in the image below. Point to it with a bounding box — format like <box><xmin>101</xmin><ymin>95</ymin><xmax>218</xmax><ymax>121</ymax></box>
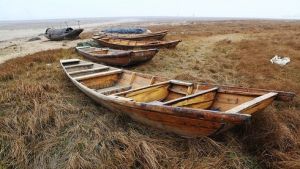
<box><xmin>0</xmin><ymin>18</ymin><xmax>199</xmax><ymax>64</ymax></box>
<box><xmin>1</xmin><ymin>18</ymin><xmax>300</xmax><ymax>64</ymax></box>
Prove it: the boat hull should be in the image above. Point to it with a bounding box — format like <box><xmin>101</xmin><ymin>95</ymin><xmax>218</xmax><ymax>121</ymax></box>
<box><xmin>60</xmin><ymin>59</ymin><xmax>295</xmax><ymax>137</ymax></box>
<box><xmin>76</xmin><ymin>47</ymin><xmax>159</xmax><ymax>66</ymax></box>
<box><xmin>93</xmin><ymin>38</ymin><xmax>181</xmax><ymax>50</ymax></box>
<box><xmin>45</xmin><ymin>28</ymin><xmax>83</xmax><ymax>41</ymax></box>
<box><xmin>109</xmin><ymin>30</ymin><xmax>168</xmax><ymax>41</ymax></box>
<box><xmin>71</xmin><ymin>80</ymin><xmax>227</xmax><ymax>137</ymax></box>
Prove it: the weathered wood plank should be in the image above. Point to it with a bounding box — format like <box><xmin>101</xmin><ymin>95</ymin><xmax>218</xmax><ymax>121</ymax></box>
<box><xmin>170</xmin><ymin>80</ymin><xmax>193</xmax><ymax>86</ymax></box>
<box><xmin>74</xmin><ymin>69</ymin><xmax>123</xmax><ymax>81</ymax></box>
<box><xmin>164</xmin><ymin>87</ymin><xmax>218</xmax><ymax>105</ymax></box>
<box><xmin>225</xmin><ymin>92</ymin><xmax>278</xmax><ymax>114</ymax></box>
<box><xmin>60</xmin><ymin>59</ymin><xmax>80</xmax><ymax>64</ymax></box>
<box><xmin>69</xmin><ymin>66</ymin><xmax>109</xmax><ymax>76</ymax></box>
<box><xmin>98</xmin><ymin>85</ymin><xmax>132</xmax><ymax>95</ymax></box>
<box><xmin>65</xmin><ymin>63</ymin><xmax>93</xmax><ymax>69</ymax></box>
<box><xmin>114</xmin><ymin>81</ymin><xmax>170</xmax><ymax>96</ymax></box>
<box><xmin>80</xmin><ymin>74</ymin><xmax>119</xmax><ymax>89</ymax></box>
<box><xmin>127</xmin><ymin>85</ymin><xmax>169</xmax><ymax>102</ymax></box>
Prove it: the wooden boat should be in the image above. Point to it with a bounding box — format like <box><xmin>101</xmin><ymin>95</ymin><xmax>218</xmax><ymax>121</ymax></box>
<box><xmin>45</xmin><ymin>27</ymin><xmax>83</xmax><ymax>41</ymax></box>
<box><xmin>60</xmin><ymin>59</ymin><xmax>295</xmax><ymax>137</ymax></box>
<box><xmin>96</xmin><ymin>30</ymin><xmax>168</xmax><ymax>41</ymax></box>
<box><xmin>76</xmin><ymin>46</ymin><xmax>159</xmax><ymax>66</ymax></box>
<box><xmin>93</xmin><ymin>37</ymin><xmax>181</xmax><ymax>50</ymax></box>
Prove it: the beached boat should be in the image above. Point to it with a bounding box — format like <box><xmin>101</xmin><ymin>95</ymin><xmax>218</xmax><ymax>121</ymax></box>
<box><xmin>93</xmin><ymin>37</ymin><xmax>181</xmax><ymax>50</ymax></box>
<box><xmin>96</xmin><ymin>30</ymin><xmax>168</xmax><ymax>41</ymax></box>
<box><xmin>76</xmin><ymin>46</ymin><xmax>159</xmax><ymax>66</ymax></box>
<box><xmin>60</xmin><ymin>59</ymin><xmax>295</xmax><ymax>137</ymax></box>
<box><xmin>45</xmin><ymin>27</ymin><xmax>83</xmax><ymax>41</ymax></box>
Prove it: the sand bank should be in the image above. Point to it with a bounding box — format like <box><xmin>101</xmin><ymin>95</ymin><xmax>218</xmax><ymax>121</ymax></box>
<box><xmin>0</xmin><ymin>17</ymin><xmax>194</xmax><ymax>64</ymax></box>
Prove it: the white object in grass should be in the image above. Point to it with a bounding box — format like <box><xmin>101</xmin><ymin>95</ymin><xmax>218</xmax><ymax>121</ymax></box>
<box><xmin>270</xmin><ymin>55</ymin><xmax>290</xmax><ymax>66</ymax></box>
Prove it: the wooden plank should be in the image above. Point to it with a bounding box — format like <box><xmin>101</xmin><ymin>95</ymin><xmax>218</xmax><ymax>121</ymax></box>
<box><xmin>68</xmin><ymin>66</ymin><xmax>109</xmax><ymax>76</ymax></box>
<box><xmin>200</xmin><ymin>84</ymin><xmax>295</xmax><ymax>102</ymax></box>
<box><xmin>164</xmin><ymin>87</ymin><xmax>218</xmax><ymax>105</ymax></box>
<box><xmin>80</xmin><ymin>74</ymin><xmax>119</xmax><ymax>89</ymax></box>
<box><xmin>225</xmin><ymin>92</ymin><xmax>278</xmax><ymax>114</ymax></box>
<box><xmin>127</xmin><ymin>85</ymin><xmax>169</xmax><ymax>102</ymax></box>
<box><xmin>107</xmin><ymin>96</ymin><xmax>134</xmax><ymax>101</ymax></box>
<box><xmin>106</xmin><ymin>102</ymin><xmax>222</xmax><ymax>136</ymax></box>
<box><xmin>114</xmin><ymin>81</ymin><xmax>170</xmax><ymax>96</ymax></box>
<box><xmin>125</xmin><ymin>84</ymin><xmax>169</xmax><ymax>97</ymax></box>
<box><xmin>170</xmin><ymin>80</ymin><xmax>193</xmax><ymax>86</ymax></box>
<box><xmin>74</xmin><ymin>69</ymin><xmax>123</xmax><ymax>81</ymax></box>
<box><xmin>61</xmin><ymin>59</ymin><xmax>80</xmax><ymax>64</ymax></box>
<box><xmin>65</xmin><ymin>63</ymin><xmax>93</xmax><ymax>69</ymax></box>
<box><xmin>211</xmin><ymin>93</ymin><xmax>254</xmax><ymax>111</ymax></box>
<box><xmin>169</xmin><ymin>88</ymin><xmax>188</xmax><ymax>95</ymax></box>
<box><xmin>98</xmin><ymin>85</ymin><xmax>132</xmax><ymax>95</ymax></box>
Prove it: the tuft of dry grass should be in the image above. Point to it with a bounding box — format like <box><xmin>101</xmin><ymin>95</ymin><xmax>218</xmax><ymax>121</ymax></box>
<box><xmin>79</xmin><ymin>32</ymin><xmax>94</xmax><ymax>40</ymax></box>
<box><xmin>0</xmin><ymin>20</ymin><xmax>300</xmax><ymax>169</ymax></box>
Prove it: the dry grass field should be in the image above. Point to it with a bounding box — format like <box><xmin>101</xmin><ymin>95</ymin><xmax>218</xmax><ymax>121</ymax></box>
<box><xmin>0</xmin><ymin>20</ymin><xmax>299</xmax><ymax>169</ymax></box>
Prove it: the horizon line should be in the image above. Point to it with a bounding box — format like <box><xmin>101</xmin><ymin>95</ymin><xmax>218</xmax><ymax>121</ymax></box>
<box><xmin>1</xmin><ymin>16</ymin><xmax>300</xmax><ymax>22</ymax></box>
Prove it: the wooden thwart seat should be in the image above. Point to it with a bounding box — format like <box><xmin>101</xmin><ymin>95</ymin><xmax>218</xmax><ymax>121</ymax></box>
<box><xmin>74</xmin><ymin>69</ymin><xmax>123</xmax><ymax>81</ymax></box>
<box><xmin>163</xmin><ymin>87</ymin><xmax>219</xmax><ymax>105</ymax></box>
<box><xmin>113</xmin><ymin>80</ymin><xmax>193</xmax><ymax>97</ymax></box>
<box><xmin>225</xmin><ymin>92</ymin><xmax>278</xmax><ymax>114</ymax></box>
<box><xmin>169</xmin><ymin>80</ymin><xmax>193</xmax><ymax>86</ymax></box>
<box><xmin>61</xmin><ymin>59</ymin><xmax>80</xmax><ymax>65</ymax></box>
<box><xmin>147</xmin><ymin>87</ymin><xmax>218</xmax><ymax>106</ymax></box>
<box><xmin>68</xmin><ymin>66</ymin><xmax>109</xmax><ymax>76</ymax></box>
<box><xmin>65</xmin><ymin>63</ymin><xmax>94</xmax><ymax>69</ymax></box>
<box><xmin>113</xmin><ymin>81</ymin><xmax>171</xmax><ymax>96</ymax></box>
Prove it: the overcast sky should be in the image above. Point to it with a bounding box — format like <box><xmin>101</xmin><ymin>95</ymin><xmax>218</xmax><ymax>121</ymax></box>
<box><xmin>0</xmin><ymin>0</ymin><xmax>300</xmax><ymax>20</ymax></box>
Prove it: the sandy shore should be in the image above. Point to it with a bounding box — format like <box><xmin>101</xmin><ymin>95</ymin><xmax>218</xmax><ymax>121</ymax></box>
<box><xmin>0</xmin><ymin>18</ymin><xmax>139</xmax><ymax>64</ymax></box>
<box><xmin>0</xmin><ymin>17</ymin><xmax>202</xmax><ymax>64</ymax></box>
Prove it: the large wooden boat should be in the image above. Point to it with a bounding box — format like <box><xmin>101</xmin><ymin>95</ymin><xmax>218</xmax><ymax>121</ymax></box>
<box><xmin>76</xmin><ymin>46</ymin><xmax>159</xmax><ymax>66</ymax></box>
<box><xmin>60</xmin><ymin>59</ymin><xmax>295</xmax><ymax>137</ymax></box>
<box><xmin>93</xmin><ymin>37</ymin><xmax>181</xmax><ymax>50</ymax></box>
<box><xmin>96</xmin><ymin>30</ymin><xmax>168</xmax><ymax>41</ymax></box>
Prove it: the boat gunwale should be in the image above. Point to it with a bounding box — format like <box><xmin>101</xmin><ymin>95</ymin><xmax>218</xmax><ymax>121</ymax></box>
<box><xmin>60</xmin><ymin>60</ymin><xmax>253</xmax><ymax>125</ymax></box>
<box><xmin>76</xmin><ymin>46</ymin><xmax>159</xmax><ymax>58</ymax></box>
<box><xmin>95</xmin><ymin>30</ymin><xmax>169</xmax><ymax>40</ymax></box>
<box><xmin>92</xmin><ymin>37</ymin><xmax>182</xmax><ymax>48</ymax></box>
<box><xmin>60</xmin><ymin>59</ymin><xmax>295</xmax><ymax>136</ymax></box>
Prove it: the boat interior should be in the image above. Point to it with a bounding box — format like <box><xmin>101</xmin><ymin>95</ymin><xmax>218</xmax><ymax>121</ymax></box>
<box><xmin>77</xmin><ymin>46</ymin><xmax>126</xmax><ymax>55</ymax></box>
<box><xmin>95</xmin><ymin>30</ymin><xmax>168</xmax><ymax>38</ymax></box>
<box><xmin>96</xmin><ymin>37</ymin><xmax>170</xmax><ymax>46</ymax></box>
<box><xmin>61</xmin><ymin>59</ymin><xmax>278</xmax><ymax>114</ymax></box>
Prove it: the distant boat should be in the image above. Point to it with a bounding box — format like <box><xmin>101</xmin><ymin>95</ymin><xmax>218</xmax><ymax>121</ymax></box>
<box><xmin>60</xmin><ymin>59</ymin><xmax>295</xmax><ymax>137</ymax></box>
<box><xmin>102</xmin><ymin>28</ymin><xmax>148</xmax><ymax>34</ymax></box>
<box><xmin>44</xmin><ymin>27</ymin><xmax>83</xmax><ymax>41</ymax></box>
<box><xmin>96</xmin><ymin>30</ymin><xmax>168</xmax><ymax>41</ymax></box>
<box><xmin>76</xmin><ymin>46</ymin><xmax>159</xmax><ymax>66</ymax></box>
<box><xmin>93</xmin><ymin>37</ymin><xmax>181</xmax><ymax>50</ymax></box>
